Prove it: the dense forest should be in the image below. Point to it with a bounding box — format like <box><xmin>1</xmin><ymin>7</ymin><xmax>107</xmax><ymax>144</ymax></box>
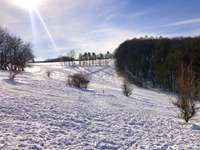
<box><xmin>115</xmin><ymin>37</ymin><xmax>200</xmax><ymax>93</ymax></box>
<box><xmin>115</xmin><ymin>36</ymin><xmax>200</xmax><ymax>122</ymax></box>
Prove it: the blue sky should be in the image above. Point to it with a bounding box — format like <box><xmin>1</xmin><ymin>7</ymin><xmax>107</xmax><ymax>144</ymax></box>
<box><xmin>0</xmin><ymin>0</ymin><xmax>200</xmax><ymax>60</ymax></box>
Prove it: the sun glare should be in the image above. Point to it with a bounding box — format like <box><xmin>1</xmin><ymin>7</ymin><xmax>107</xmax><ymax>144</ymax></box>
<box><xmin>12</xmin><ymin>0</ymin><xmax>58</xmax><ymax>52</ymax></box>
<box><xmin>14</xmin><ymin>0</ymin><xmax>41</xmax><ymax>11</ymax></box>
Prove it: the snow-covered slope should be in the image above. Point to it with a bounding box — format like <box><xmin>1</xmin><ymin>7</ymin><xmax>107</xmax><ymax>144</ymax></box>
<box><xmin>0</xmin><ymin>63</ymin><xmax>199</xmax><ymax>150</ymax></box>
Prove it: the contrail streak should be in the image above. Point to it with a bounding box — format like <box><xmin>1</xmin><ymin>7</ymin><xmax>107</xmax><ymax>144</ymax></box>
<box><xmin>34</xmin><ymin>8</ymin><xmax>58</xmax><ymax>52</ymax></box>
<box><xmin>29</xmin><ymin>10</ymin><xmax>37</xmax><ymax>47</ymax></box>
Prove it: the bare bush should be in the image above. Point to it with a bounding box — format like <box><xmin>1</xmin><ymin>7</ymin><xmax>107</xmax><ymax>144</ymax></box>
<box><xmin>67</xmin><ymin>73</ymin><xmax>90</xmax><ymax>89</ymax></box>
<box><xmin>122</xmin><ymin>80</ymin><xmax>132</xmax><ymax>97</ymax></box>
<box><xmin>174</xmin><ymin>63</ymin><xmax>200</xmax><ymax>122</ymax></box>
<box><xmin>46</xmin><ymin>70</ymin><xmax>51</xmax><ymax>78</ymax></box>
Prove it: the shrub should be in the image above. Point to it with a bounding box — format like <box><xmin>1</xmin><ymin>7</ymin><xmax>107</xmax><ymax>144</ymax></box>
<box><xmin>122</xmin><ymin>80</ymin><xmax>132</xmax><ymax>97</ymax></box>
<box><xmin>67</xmin><ymin>73</ymin><xmax>90</xmax><ymax>89</ymax></box>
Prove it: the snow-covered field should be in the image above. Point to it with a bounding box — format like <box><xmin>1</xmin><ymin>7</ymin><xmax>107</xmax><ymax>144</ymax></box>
<box><xmin>0</xmin><ymin>63</ymin><xmax>199</xmax><ymax>150</ymax></box>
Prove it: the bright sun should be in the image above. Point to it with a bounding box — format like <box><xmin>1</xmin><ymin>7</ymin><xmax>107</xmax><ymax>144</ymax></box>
<box><xmin>13</xmin><ymin>0</ymin><xmax>41</xmax><ymax>11</ymax></box>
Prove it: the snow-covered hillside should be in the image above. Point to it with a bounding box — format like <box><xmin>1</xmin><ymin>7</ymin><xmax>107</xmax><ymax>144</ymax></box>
<box><xmin>0</xmin><ymin>63</ymin><xmax>199</xmax><ymax>150</ymax></box>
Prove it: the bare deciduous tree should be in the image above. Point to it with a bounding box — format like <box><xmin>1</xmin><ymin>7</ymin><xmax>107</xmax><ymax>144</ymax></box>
<box><xmin>0</xmin><ymin>27</ymin><xmax>34</xmax><ymax>80</ymax></box>
<box><xmin>174</xmin><ymin>63</ymin><xmax>200</xmax><ymax>122</ymax></box>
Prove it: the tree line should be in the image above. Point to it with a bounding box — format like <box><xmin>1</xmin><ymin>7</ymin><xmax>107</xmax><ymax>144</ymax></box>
<box><xmin>78</xmin><ymin>51</ymin><xmax>113</xmax><ymax>66</ymax></box>
<box><xmin>0</xmin><ymin>27</ymin><xmax>34</xmax><ymax>72</ymax></box>
<box><xmin>115</xmin><ymin>36</ymin><xmax>200</xmax><ymax>122</ymax></box>
<box><xmin>42</xmin><ymin>56</ymin><xmax>75</xmax><ymax>63</ymax></box>
<box><xmin>43</xmin><ymin>51</ymin><xmax>114</xmax><ymax>67</ymax></box>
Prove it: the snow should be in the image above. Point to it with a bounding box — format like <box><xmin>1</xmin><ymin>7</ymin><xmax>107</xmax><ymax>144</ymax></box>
<box><xmin>0</xmin><ymin>62</ymin><xmax>199</xmax><ymax>149</ymax></box>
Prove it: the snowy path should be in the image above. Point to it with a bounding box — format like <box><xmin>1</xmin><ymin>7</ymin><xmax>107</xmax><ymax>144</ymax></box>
<box><xmin>0</xmin><ymin>63</ymin><xmax>199</xmax><ymax>149</ymax></box>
